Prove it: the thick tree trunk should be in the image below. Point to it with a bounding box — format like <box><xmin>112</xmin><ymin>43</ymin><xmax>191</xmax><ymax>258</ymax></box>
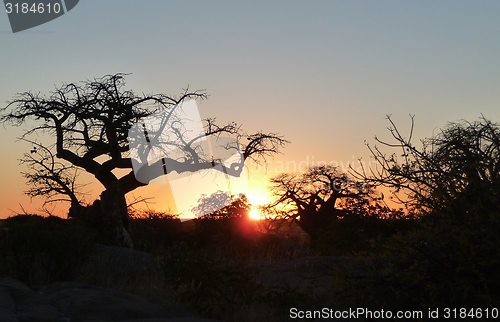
<box><xmin>297</xmin><ymin>211</ymin><xmax>332</xmax><ymax>241</ymax></box>
<box><xmin>98</xmin><ymin>187</ymin><xmax>134</xmax><ymax>248</ymax></box>
<box><xmin>68</xmin><ymin>188</ymin><xmax>133</xmax><ymax>248</ymax></box>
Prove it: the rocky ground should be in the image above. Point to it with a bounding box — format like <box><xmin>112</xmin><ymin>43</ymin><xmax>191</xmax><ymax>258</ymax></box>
<box><xmin>0</xmin><ymin>244</ymin><xmax>221</xmax><ymax>322</ymax></box>
<box><xmin>0</xmin><ymin>277</ymin><xmax>220</xmax><ymax>322</ymax></box>
<box><xmin>0</xmin><ymin>244</ymin><xmax>358</xmax><ymax>322</ymax></box>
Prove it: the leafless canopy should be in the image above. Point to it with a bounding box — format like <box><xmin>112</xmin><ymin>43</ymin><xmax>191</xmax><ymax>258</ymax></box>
<box><xmin>352</xmin><ymin>115</ymin><xmax>500</xmax><ymax>215</ymax></box>
<box><xmin>267</xmin><ymin>165</ymin><xmax>368</xmax><ymax>239</ymax></box>
<box><xmin>19</xmin><ymin>139</ymin><xmax>88</xmax><ymax>206</ymax></box>
<box><xmin>1</xmin><ymin>73</ymin><xmax>288</xmax><ymax>246</ymax></box>
<box><xmin>2</xmin><ymin>74</ymin><xmax>209</xmax><ymax>195</ymax></box>
<box><xmin>1</xmin><ymin>73</ymin><xmax>288</xmax><ymax>207</ymax></box>
<box><xmin>270</xmin><ymin>165</ymin><xmax>366</xmax><ymax>215</ymax></box>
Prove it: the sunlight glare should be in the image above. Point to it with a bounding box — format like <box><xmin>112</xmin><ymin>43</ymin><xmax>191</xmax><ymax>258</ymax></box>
<box><xmin>249</xmin><ymin>209</ymin><xmax>261</xmax><ymax>220</ymax></box>
<box><xmin>246</xmin><ymin>192</ymin><xmax>272</xmax><ymax>207</ymax></box>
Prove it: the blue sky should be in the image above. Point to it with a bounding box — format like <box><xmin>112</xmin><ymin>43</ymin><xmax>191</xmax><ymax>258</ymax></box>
<box><xmin>1</xmin><ymin>1</ymin><xmax>500</xmax><ymax>216</ymax></box>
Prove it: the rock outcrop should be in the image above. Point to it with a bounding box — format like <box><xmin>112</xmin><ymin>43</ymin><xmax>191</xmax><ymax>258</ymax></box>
<box><xmin>0</xmin><ymin>277</ymin><xmax>219</xmax><ymax>322</ymax></box>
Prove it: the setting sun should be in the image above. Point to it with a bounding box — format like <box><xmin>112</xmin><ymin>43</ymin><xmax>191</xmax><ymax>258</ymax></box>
<box><xmin>249</xmin><ymin>209</ymin><xmax>261</xmax><ymax>220</ymax></box>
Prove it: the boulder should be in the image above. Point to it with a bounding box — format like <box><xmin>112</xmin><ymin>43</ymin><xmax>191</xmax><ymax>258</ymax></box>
<box><xmin>40</xmin><ymin>282</ymin><xmax>189</xmax><ymax>321</ymax></box>
<box><xmin>0</xmin><ymin>277</ymin><xmax>219</xmax><ymax>322</ymax></box>
<box><xmin>76</xmin><ymin>245</ymin><xmax>162</xmax><ymax>286</ymax></box>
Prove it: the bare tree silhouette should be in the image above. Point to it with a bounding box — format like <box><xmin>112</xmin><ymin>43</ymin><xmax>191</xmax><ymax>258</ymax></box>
<box><xmin>1</xmin><ymin>74</ymin><xmax>288</xmax><ymax>247</ymax></box>
<box><xmin>267</xmin><ymin>165</ymin><xmax>368</xmax><ymax>240</ymax></box>
<box><xmin>352</xmin><ymin>115</ymin><xmax>500</xmax><ymax>217</ymax></box>
<box><xmin>19</xmin><ymin>139</ymin><xmax>89</xmax><ymax>207</ymax></box>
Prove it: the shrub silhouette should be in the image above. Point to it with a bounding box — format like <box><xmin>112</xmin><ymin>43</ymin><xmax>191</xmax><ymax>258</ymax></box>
<box><xmin>190</xmin><ymin>194</ymin><xmax>260</xmax><ymax>251</ymax></box>
<box><xmin>340</xmin><ymin>116</ymin><xmax>500</xmax><ymax>309</ymax></box>
<box><xmin>128</xmin><ymin>210</ymin><xmax>183</xmax><ymax>254</ymax></box>
<box><xmin>0</xmin><ymin>214</ymin><xmax>97</xmax><ymax>285</ymax></box>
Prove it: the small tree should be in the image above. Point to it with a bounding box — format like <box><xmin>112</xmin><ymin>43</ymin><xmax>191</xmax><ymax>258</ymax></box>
<box><xmin>1</xmin><ymin>74</ymin><xmax>288</xmax><ymax>247</ymax></box>
<box><xmin>192</xmin><ymin>191</ymin><xmax>251</xmax><ymax>220</ymax></box>
<box><xmin>267</xmin><ymin>165</ymin><xmax>369</xmax><ymax>240</ymax></box>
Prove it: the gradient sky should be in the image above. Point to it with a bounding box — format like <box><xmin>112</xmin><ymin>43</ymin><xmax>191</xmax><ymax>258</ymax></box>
<box><xmin>1</xmin><ymin>1</ymin><xmax>500</xmax><ymax>217</ymax></box>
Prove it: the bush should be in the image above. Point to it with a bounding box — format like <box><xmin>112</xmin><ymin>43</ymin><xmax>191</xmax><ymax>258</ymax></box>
<box><xmin>0</xmin><ymin>214</ymin><xmax>98</xmax><ymax>285</ymax></box>
<box><xmin>129</xmin><ymin>210</ymin><xmax>183</xmax><ymax>254</ymax></box>
<box><xmin>161</xmin><ymin>242</ymin><xmax>312</xmax><ymax>321</ymax></box>
<box><xmin>334</xmin><ymin>116</ymin><xmax>500</xmax><ymax>310</ymax></box>
<box><xmin>161</xmin><ymin>243</ymin><xmax>263</xmax><ymax>318</ymax></box>
<box><xmin>315</xmin><ymin>215</ymin><xmax>417</xmax><ymax>256</ymax></box>
<box><xmin>336</xmin><ymin>209</ymin><xmax>500</xmax><ymax>310</ymax></box>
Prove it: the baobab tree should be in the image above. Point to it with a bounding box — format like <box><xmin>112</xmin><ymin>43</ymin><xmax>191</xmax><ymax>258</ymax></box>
<box><xmin>1</xmin><ymin>74</ymin><xmax>288</xmax><ymax>247</ymax></box>
<box><xmin>267</xmin><ymin>165</ymin><xmax>369</xmax><ymax>240</ymax></box>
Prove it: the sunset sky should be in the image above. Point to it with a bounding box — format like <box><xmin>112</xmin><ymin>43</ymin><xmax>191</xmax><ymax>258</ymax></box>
<box><xmin>1</xmin><ymin>1</ymin><xmax>500</xmax><ymax>218</ymax></box>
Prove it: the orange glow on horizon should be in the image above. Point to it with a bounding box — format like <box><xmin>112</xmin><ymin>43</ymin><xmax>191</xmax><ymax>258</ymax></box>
<box><xmin>245</xmin><ymin>191</ymin><xmax>273</xmax><ymax>207</ymax></box>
